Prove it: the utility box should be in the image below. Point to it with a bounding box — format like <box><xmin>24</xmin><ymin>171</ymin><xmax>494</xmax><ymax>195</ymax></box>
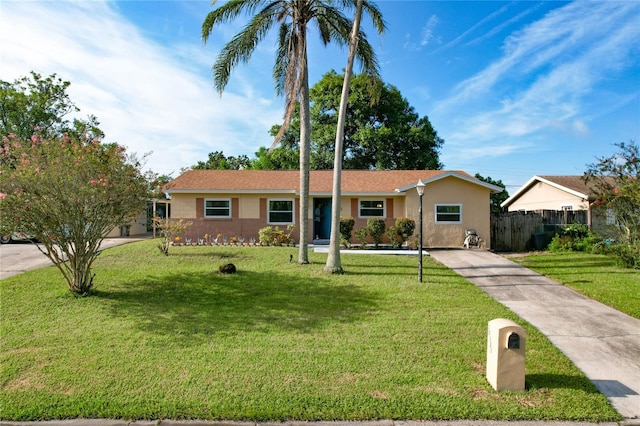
<box><xmin>486</xmin><ymin>318</ymin><xmax>526</xmax><ymax>391</ymax></box>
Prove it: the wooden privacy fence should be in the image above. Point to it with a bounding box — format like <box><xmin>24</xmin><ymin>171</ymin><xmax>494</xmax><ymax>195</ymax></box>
<box><xmin>491</xmin><ymin>210</ymin><xmax>588</xmax><ymax>252</ymax></box>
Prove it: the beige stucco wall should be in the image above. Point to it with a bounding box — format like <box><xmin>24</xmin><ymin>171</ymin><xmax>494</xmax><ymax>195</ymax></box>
<box><xmin>106</xmin><ymin>212</ymin><xmax>147</xmax><ymax>237</ymax></box>
<box><xmin>172</xmin><ymin>193</ymin><xmax>295</xmax><ymax>220</ymax></box>
<box><xmin>168</xmin><ymin>180</ymin><xmax>493</xmax><ymax>247</ymax></box>
<box><xmin>170</xmin><ymin>193</ymin><xmax>198</xmax><ymax>218</ymax></box>
<box><xmin>507</xmin><ymin>182</ymin><xmax>588</xmax><ymax>211</ymax></box>
<box><xmin>405</xmin><ymin>177</ymin><xmax>493</xmax><ymax>248</ymax></box>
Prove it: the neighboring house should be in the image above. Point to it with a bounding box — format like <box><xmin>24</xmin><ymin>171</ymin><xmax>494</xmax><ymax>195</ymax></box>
<box><xmin>105</xmin><ymin>212</ymin><xmax>148</xmax><ymax>238</ymax></box>
<box><xmin>163</xmin><ymin>169</ymin><xmax>503</xmax><ymax>249</ymax></box>
<box><xmin>501</xmin><ymin>175</ymin><xmax>612</xmax><ymax>233</ymax></box>
<box><xmin>501</xmin><ymin>175</ymin><xmax>594</xmax><ymax>212</ymax></box>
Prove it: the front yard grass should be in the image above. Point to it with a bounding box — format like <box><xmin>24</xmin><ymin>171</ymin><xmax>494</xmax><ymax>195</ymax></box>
<box><xmin>511</xmin><ymin>251</ymin><xmax>640</xmax><ymax>319</ymax></box>
<box><xmin>0</xmin><ymin>240</ymin><xmax>621</xmax><ymax>421</ymax></box>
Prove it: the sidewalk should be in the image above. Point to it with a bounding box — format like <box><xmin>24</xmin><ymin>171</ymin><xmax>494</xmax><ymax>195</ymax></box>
<box><xmin>429</xmin><ymin>249</ymin><xmax>640</xmax><ymax>420</ymax></box>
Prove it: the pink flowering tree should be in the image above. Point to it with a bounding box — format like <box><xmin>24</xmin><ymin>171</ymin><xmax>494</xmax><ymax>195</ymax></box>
<box><xmin>0</xmin><ymin>132</ymin><xmax>148</xmax><ymax>294</ymax></box>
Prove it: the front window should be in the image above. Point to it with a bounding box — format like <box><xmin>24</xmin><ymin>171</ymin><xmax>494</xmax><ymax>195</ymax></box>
<box><xmin>359</xmin><ymin>199</ymin><xmax>385</xmax><ymax>217</ymax></box>
<box><xmin>205</xmin><ymin>199</ymin><xmax>231</xmax><ymax>218</ymax></box>
<box><xmin>435</xmin><ymin>204</ymin><xmax>462</xmax><ymax>223</ymax></box>
<box><xmin>268</xmin><ymin>199</ymin><xmax>294</xmax><ymax>224</ymax></box>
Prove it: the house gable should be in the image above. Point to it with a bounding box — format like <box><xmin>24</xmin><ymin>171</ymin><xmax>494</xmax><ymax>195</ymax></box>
<box><xmin>502</xmin><ymin>175</ymin><xmax>591</xmax><ymax>211</ymax></box>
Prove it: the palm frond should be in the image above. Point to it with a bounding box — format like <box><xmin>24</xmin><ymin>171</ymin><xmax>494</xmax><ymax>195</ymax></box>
<box><xmin>212</xmin><ymin>6</ymin><xmax>279</xmax><ymax>93</ymax></box>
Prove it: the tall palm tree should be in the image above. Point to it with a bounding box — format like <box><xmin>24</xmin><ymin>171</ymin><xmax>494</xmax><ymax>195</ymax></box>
<box><xmin>202</xmin><ymin>0</ymin><xmax>384</xmax><ymax>264</ymax></box>
<box><xmin>324</xmin><ymin>0</ymin><xmax>363</xmax><ymax>274</ymax></box>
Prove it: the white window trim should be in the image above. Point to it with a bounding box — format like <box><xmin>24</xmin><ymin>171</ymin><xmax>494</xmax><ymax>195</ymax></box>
<box><xmin>267</xmin><ymin>198</ymin><xmax>295</xmax><ymax>225</ymax></box>
<box><xmin>435</xmin><ymin>203</ymin><xmax>462</xmax><ymax>224</ymax></box>
<box><xmin>358</xmin><ymin>198</ymin><xmax>386</xmax><ymax>218</ymax></box>
<box><xmin>204</xmin><ymin>198</ymin><xmax>231</xmax><ymax>218</ymax></box>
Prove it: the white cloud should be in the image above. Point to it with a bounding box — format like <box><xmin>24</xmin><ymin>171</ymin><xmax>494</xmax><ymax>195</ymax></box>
<box><xmin>0</xmin><ymin>1</ymin><xmax>283</xmax><ymax>176</ymax></box>
<box><xmin>433</xmin><ymin>1</ymin><xmax>640</xmax><ymax>162</ymax></box>
<box><xmin>420</xmin><ymin>15</ymin><xmax>439</xmax><ymax>46</ymax></box>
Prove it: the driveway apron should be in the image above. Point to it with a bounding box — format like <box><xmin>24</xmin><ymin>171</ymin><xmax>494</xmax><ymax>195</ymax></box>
<box><xmin>429</xmin><ymin>249</ymin><xmax>640</xmax><ymax>419</ymax></box>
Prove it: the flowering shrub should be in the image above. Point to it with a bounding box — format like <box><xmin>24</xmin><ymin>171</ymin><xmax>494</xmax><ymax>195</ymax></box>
<box><xmin>258</xmin><ymin>225</ymin><xmax>294</xmax><ymax>246</ymax></box>
<box><xmin>154</xmin><ymin>216</ymin><xmax>192</xmax><ymax>255</ymax></box>
<box><xmin>0</xmin><ymin>132</ymin><xmax>148</xmax><ymax>294</ymax></box>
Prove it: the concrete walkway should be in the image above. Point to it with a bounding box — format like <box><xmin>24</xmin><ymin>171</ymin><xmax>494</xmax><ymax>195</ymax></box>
<box><xmin>429</xmin><ymin>249</ymin><xmax>640</xmax><ymax>419</ymax></box>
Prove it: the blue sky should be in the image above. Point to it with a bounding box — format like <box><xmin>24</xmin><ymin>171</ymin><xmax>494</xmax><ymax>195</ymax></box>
<box><xmin>1</xmin><ymin>1</ymin><xmax>639</xmax><ymax>190</ymax></box>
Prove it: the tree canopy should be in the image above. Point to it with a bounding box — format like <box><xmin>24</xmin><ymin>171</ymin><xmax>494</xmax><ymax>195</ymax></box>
<box><xmin>192</xmin><ymin>150</ymin><xmax>251</xmax><ymax>170</ymax></box>
<box><xmin>0</xmin><ymin>133</ymin><xmax>149</xmax><ymax>294</ymax></box>
<box><xmin>0</xmin><ymin>73</ymin><xmax>149</xmax><ymax>294</ymax></box>
<box><xmin>0</xmin><ymin>72</ymin><xmax>103</xmax><ymax>143</ymax></box>
<box><xmin>475</xmin><ymin>173</ymin><xmax>509</xmax><ymax>213</ymax></box>
<box><xmin>264</xmin><ymin>70</ymin><xmax>443</xmax><ymax>170</ymax></box>
<box><xmin>193</xmin><ymin>71</ymin><xmax>445</xmax><ymax>172</ymax></box>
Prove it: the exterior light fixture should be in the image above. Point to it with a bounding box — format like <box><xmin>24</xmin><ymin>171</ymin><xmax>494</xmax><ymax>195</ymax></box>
<box><xmin>416</xmin><ymin>181</ymin><xmax>425</xmax><ymax>282</ymax></box>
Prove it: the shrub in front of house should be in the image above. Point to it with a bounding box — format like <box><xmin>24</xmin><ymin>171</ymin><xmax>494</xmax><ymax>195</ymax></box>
<box><xmin>367</xmin><ymin>218</ymin><xmax>386</xmax><ymax>249</ymax></box>
<box><xmin>355</xmin><ymin>227</ymin><xmax>368</xmax><ymax>249</ymax></box>
<box><xmin>339</xmin><ymin>217</ymin><xmax>355</xmax><ymax>248</ymax></box>
<box><xmin>396</xmin><ymin>217</ymin><xmax>416</xmax><ymax>247</ymax></box>
<box><xmin>386</xmin><ymin>226</ymin><xmax>401</xmax><ymax>248</ymax></box>
<box><xmin>258</xmin><ymin>225</ymin><xmax>294</xmax><ymax>246</ymax></box>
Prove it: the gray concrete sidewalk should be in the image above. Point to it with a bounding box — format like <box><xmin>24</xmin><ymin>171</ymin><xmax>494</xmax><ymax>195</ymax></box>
<box><xmin>429</xmin><ymin>249</ymin><xmax>640</xmax><ymax>419</ymax></box>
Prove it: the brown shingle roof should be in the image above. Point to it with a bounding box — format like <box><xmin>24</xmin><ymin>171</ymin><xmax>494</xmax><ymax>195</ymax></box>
<box><xmin>537</xmin><ymin>175</ymin><xmax>592</xmax><ymax>195</ymax></box>
<box><xmin>165</xmin><ymin>169</ymin><xmax>473</xmax><ymax>194</ymax></box>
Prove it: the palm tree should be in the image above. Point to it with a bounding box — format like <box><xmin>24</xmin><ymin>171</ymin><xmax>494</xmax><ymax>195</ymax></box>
<box><xmin>202</xmin><ymin>0</ymin><xmax>384</xmax><ymax>264</ymax></box>
<box><xmin>324</xmin><ymin>0</ymin><xmax>363</xmax><ymax>274</ymax></box>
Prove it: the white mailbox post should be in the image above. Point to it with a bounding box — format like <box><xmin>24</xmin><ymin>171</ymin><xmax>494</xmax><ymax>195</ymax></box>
<box><xmin>486</xmin><ymin>318</ymin><xmax>526</xmax><ymax>391</ymax></box>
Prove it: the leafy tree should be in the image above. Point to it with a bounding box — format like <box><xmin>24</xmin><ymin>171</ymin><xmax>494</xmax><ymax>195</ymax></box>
<box><xmin>312</xmin><ymin>70</ymin><xmax>443</xmax><ymax>170</ymax></box>
<box><xmin>250</xmin><ymin>124</ymin><xmax>300</xmax><ymax>170</ymax></box>
<box><xmin>270</xmin><ymin>70</ymin><xmax>444</xmax><ymax>170</ymax></box>
<box><xmin>475</xmin><ymin>173</ymin><xmax>509</xmax><ymax>213</ymax></box>
<box><xmin>202</xmin><ymin>0</ymin><xmax>384</xmax><ymax>264</ymax></box>
<box><xmin>0</xmin><ymin>133</ymin><xmax>149</xmax><ymax>295</ymax></box>
<box><xmin>192</xmin><ymin>150</ymin><xmax>251</xmax><ymax>170</ymax></box>
<box><xmin>0</xmin><ymin>72</ymin><xmax>103</xmax><ymax>142</ymax></box>
<box><xmin>584</xmin><ymin>141</ymin><xmax>640</xmax><ymax>248</ymax></box>
<box><xmin>250</xmin><ymin>145</ymin><xmax>299</xmax><ymax>170</ymax></box>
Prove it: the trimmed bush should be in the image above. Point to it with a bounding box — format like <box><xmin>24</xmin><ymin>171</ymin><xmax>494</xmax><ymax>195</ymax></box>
<box><xmin>339</xmin><ymin>217</ymin><xmax>355</xmax><ymax>248</ymax></box>
<box><xmin>258</xmin><ymin>225</ymin><xmax>294</xmax><ymax>246</ymax></box>
<box><xmin>366</xmin><ymin>218</ymin><xmax>386</xmax><ymax>249</ymax></box>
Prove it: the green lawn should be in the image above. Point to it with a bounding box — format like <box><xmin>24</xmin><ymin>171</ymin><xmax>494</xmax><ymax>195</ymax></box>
<box><xmin>511</xmin><ymin>251</ymin><xmax>640</xmax><ymax>319</ymax></box>
<box><xmin>0</xmin><ymin>240</ymin><xmax>621</xmax><ymax>421</ymax></box>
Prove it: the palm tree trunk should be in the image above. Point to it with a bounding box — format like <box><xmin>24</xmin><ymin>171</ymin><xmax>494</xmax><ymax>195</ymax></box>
<box><xmin>298</xmin><ymin>30</ymin><xmax>311</xmax><ymax>264</ymax></box>
<box><xmin>325</xmin><ymin>0</ymin><xmax>364</xmax><ymax>274</ymax></box>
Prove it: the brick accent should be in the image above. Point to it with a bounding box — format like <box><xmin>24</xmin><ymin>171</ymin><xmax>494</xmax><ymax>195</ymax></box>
<box><xmin>196</xmin><ymin>198</ymin><xmax>204</xmax><ymax>219</ymax></box>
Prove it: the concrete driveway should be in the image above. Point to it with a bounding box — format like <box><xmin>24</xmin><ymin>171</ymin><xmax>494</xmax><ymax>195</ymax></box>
<box><xmin>0</xmin><ymin>237</ymin><xmax>146</xmax><ymax>280</ymax></box>
<box><xmin>429</xmin><ymin>249</ymin><xmax>640</xmax><ymax>420</ymax></box>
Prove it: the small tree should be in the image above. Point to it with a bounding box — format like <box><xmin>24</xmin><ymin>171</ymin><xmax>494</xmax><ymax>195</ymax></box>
<box><xmin>154</xmin><ymin>216</ymin><xmax>192</xmax><ymax>256</ymax></box>
<box><xmin>0</xmin><ymin>133</ymin><xmax>148</xmax><ymax>295</ymax></box>
<box><xmin>366</xmin><ymin>218</ymin><xmax>386</xmax><ymax>249</ymax></box>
